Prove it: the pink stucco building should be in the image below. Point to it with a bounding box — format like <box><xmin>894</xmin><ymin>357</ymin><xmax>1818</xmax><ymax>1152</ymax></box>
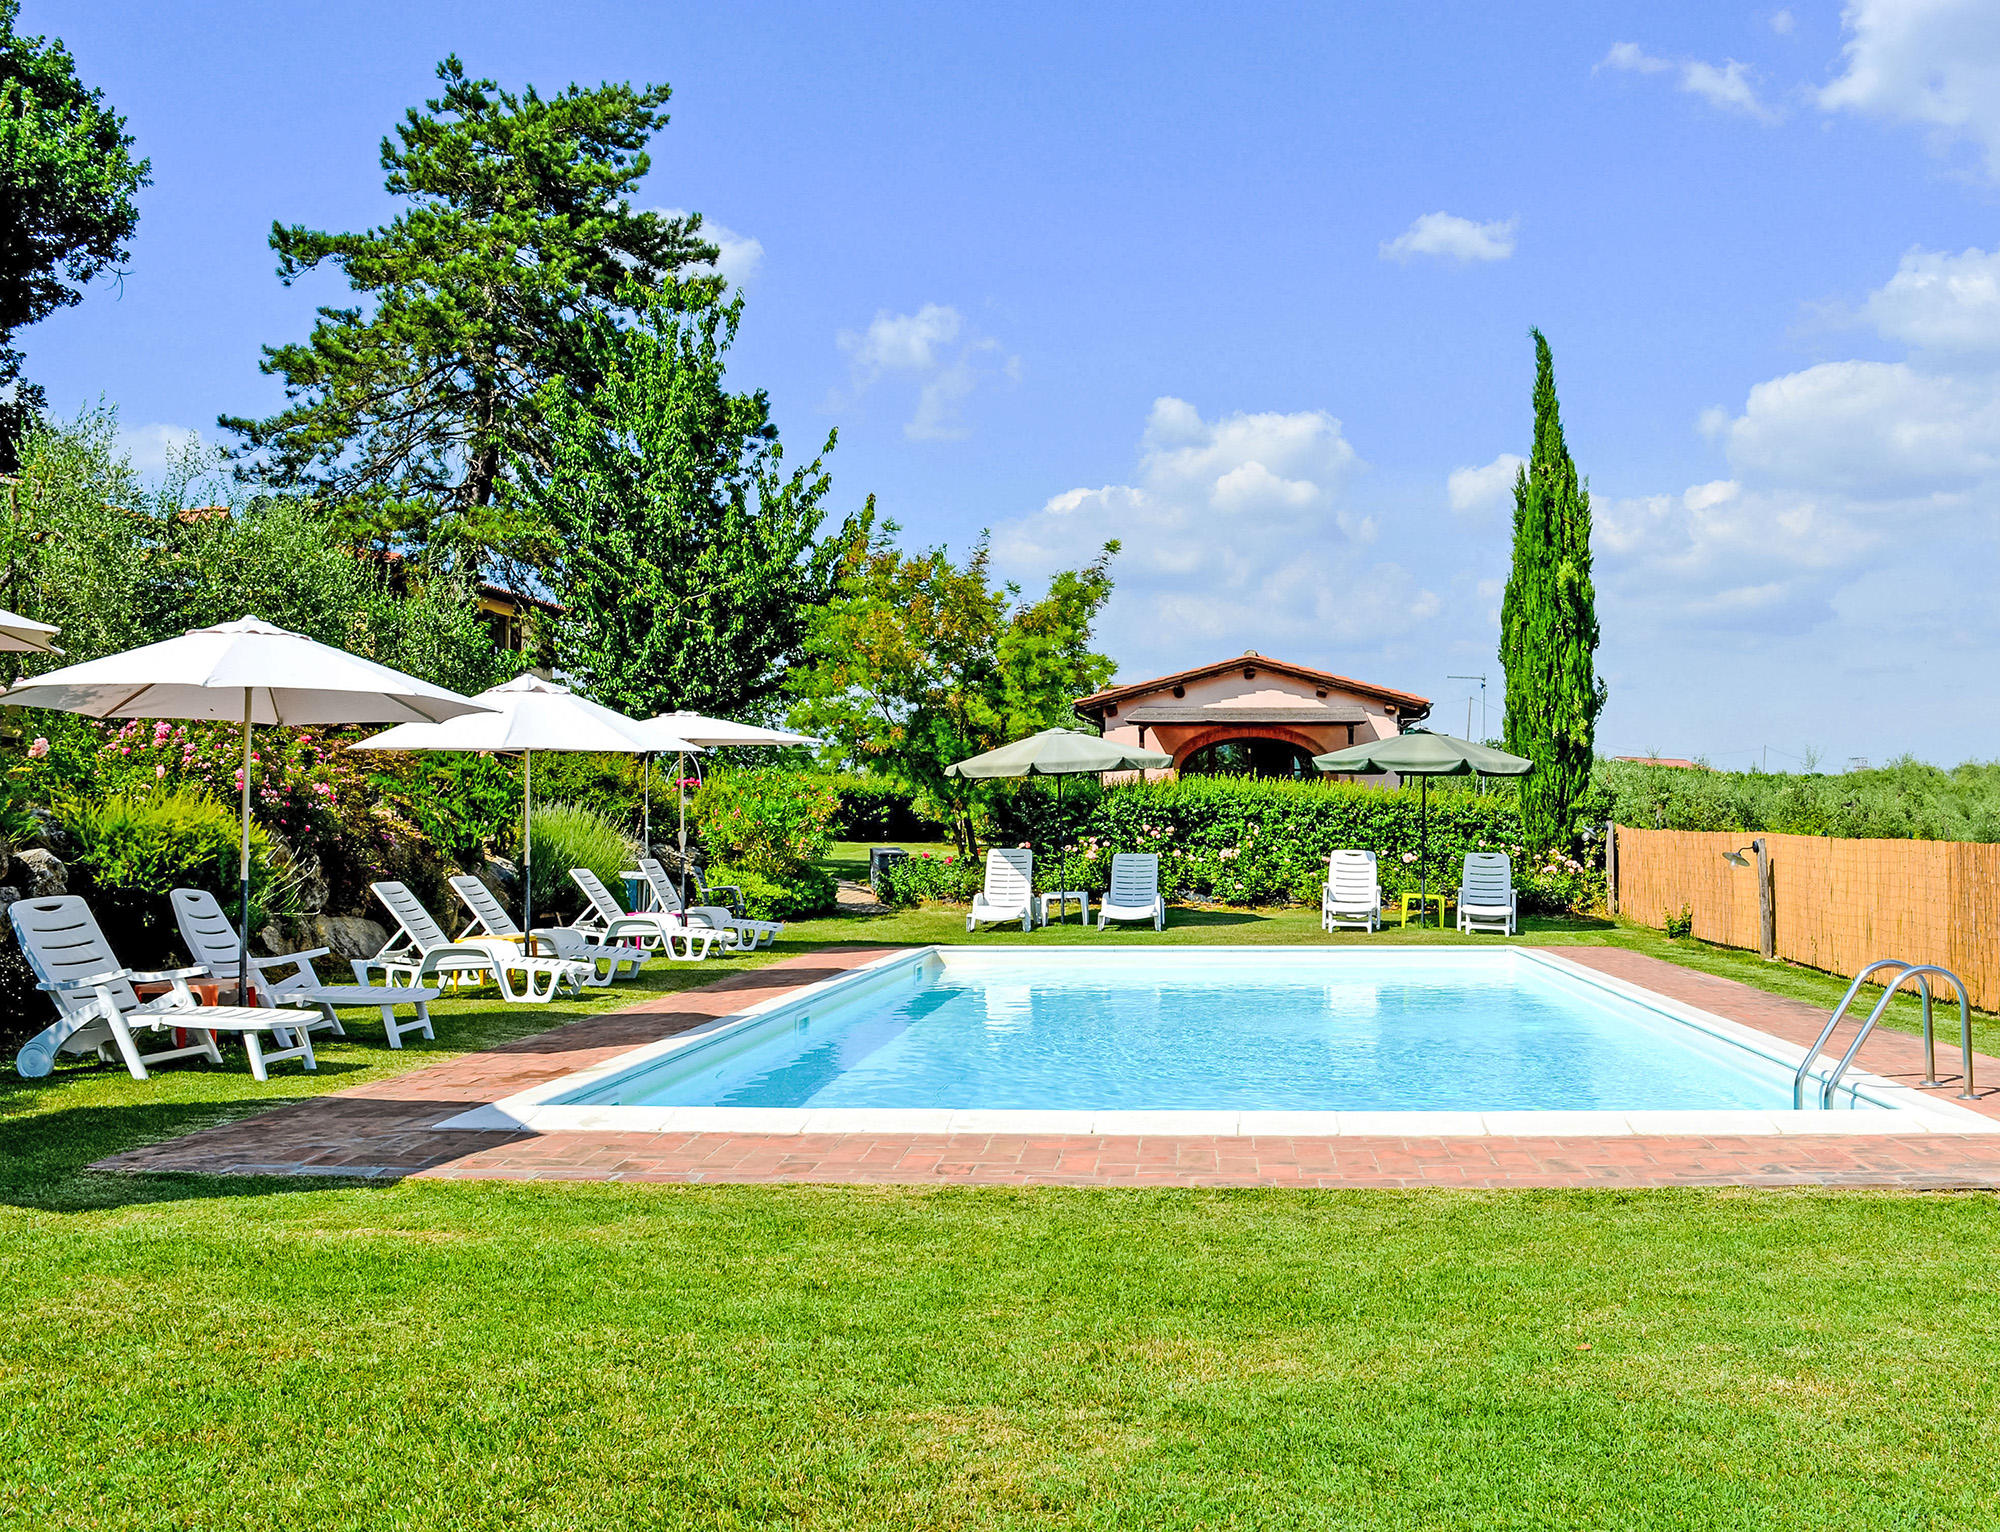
<box><xmin>1073</xmin><ymin>651</ymin><xmax>1431</xmax><ymax>780</ymax></box>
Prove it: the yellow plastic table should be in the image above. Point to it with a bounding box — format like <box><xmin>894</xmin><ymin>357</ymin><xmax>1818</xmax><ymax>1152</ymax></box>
<box><xmin>1398</xmin><ymin>893</ymin><xmax>1453</xmax><ymax>929</ymax></box>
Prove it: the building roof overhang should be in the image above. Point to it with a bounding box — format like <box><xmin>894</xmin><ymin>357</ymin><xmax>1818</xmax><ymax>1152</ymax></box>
<box><xmin>1075</xmin><ymin>654</ymin><xmax>1430</xmax><ymax>718</ymax></box>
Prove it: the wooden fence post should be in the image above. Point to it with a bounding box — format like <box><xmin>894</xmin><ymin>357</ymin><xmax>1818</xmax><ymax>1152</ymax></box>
<box><xmin>1754</xmin><ymin>837</ymin><xmax>1775</xmax><ymax>960</ymax></box>
<box><xmin>1605</xmin><ymin>821</ymin><xmax>1618</xmax><ymax>916</ymax></box>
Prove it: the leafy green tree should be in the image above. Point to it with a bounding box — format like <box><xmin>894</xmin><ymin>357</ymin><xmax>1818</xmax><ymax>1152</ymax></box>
<box><xmin>789</xmin><ymin>509</ymin><xmax>1118</xmax><ymax>855</ymax></box>
<box><xmin>1500</xmin><ymin>328</ymin><xmax>1605</xmax><ymax>849</ymax></box>
<box><xmin>4</xmin><ymin>406</ymin><xmax>505</xmax><ymax>692</ymax></box>
<box><xmin>220</xmin><ymin>57</ymin><xmax>718</xmax><ymax>571</ymax></box>
<box><xmin>0</xmin><ymin>0</ymin><xmax>150</xmax><ymax>469</ymax></box>
<box><xmin>527</xmin><ymin>289</ymin><xmax>846</xmax><ymax>718</ymax></box>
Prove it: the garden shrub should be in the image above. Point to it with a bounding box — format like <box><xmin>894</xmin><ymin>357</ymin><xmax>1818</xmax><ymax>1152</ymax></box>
<box><xmin>707</xmin><ymin>862</ymin><xmax>838</xmax><ymax>920</ymax></box>
<box><xmin>56</xmin><ymin>788</ymin><xmax>303</xmax><ymax>966</ymax></box>
<box><xmin>693</xmin><ymin>770</ymin><xmax>837</xmax><ymax>879</ymax></box>
<box><xmin>1597</xmin><ymin>756</ymin><xmax>2000</xmax><ymax>842</ymax></box>
<box><xmin>877</xmin><ymin>848</ymin><xmax>985</xmax><ymax>906</ymax></box>
<box><xmin>529</xmin><ymin>800</ymin><xmax>636</xmax><ymax>920</ymax></box>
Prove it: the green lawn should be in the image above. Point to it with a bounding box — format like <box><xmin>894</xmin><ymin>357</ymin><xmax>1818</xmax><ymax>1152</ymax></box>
<box><xmin>5</xmin><ymin>908</ymin><xmax>2000</xmax><ymax>1527</ymax></box>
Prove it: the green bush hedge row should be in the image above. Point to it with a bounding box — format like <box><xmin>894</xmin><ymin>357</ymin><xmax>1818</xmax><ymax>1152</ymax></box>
<box><xmin>879</xmin><ymin>775</ymin><xmax>1605</xmax><ymax>914</ymax></box>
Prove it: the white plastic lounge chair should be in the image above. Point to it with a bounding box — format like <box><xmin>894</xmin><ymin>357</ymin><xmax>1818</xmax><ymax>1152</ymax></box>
<box><xmin>171</xmin><ymin>887</ymin><xmax>442</xmax><ymax>1049</ymax></box>
<box><xmin>368</xmin><ymin>881</ymin><xmax>588</xmax><ymax>1003</ymax></box>
<box><xmin>1097</xmin><ymin>853</ymin><xmax>1165</xmax><ymax>931</ymax></box>
<box><xmin>11</xmin><ymin>894</ymin><xmax>318</xmax><ymax>1082</ymax></box>
<box><xmin>638</xmin><ymin>857</ymin><xmax>782</xmax><ymax>950</ymax></box>
<box><xmin>1456</xmin><ymin>852</ymin><xmax>1519</xmax><ymax>935</ymax></box>
<box><xmin>448</xmin><ymin>873</ymin><xmax>646</xmax><ymax>987</ymax></box>
<box><xmin>968</xmin><ymin>848</ymin><xmax>1034</xmax><ymax>933</ymax></box>
<box><xmin>1321</xmin><ymin>850</ymin><xmax>1382</xmax><ymax>932</ymax></box>
<box><xmin>569</xmin><ymin>867</ymin><xmax>727</xmax><ymax>961</ymax></box>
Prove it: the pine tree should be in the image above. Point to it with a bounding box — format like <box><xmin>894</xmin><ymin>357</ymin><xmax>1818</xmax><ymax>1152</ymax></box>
<box><xmin>1500</xmin><ymin>328</ymin><xmax>1606</xmax><ymax>849</ymax></box>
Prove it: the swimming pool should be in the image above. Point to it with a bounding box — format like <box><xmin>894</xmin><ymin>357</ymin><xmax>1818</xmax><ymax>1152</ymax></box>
<box><xmin>449</xmin><ymin>947</ymin><xmax>2000</xmax><ymax>1137</ymax></box>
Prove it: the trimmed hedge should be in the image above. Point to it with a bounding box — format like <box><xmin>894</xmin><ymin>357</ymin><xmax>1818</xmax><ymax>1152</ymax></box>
<box><xmin>880</xmin><ymin>775</ymin><xmax>1605</xmax><ymax>914</ymax></box>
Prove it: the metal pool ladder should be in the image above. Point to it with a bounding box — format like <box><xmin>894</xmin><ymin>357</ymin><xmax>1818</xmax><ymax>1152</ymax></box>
<box><xmin>1793</xmin><ymin>959</ymin><xmax>1975</xmax><ymax>1109</ymax></box>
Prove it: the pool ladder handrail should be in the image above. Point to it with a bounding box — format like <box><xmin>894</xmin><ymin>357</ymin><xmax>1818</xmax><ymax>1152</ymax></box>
<box><xmin>1793</xmin><ymin>958</ymin><xmax>1976</xmax><ymax>1109</ymax></box>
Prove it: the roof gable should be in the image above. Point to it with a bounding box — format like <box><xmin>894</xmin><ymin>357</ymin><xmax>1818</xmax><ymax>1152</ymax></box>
<box><xmin>1074</xmin><ymin>654</ymin><xmax>1430</xmax><ymax>715</ymax></box>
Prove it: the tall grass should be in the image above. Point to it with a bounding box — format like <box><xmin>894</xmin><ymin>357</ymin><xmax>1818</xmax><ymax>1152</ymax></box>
<box><xmin>528</xmin><ymin>800</ymin><xmax>637</xmax><ymax>919</ymax></box>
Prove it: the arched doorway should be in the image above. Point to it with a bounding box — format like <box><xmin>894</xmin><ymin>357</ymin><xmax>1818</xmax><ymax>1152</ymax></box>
<box><xmin>1178</xmin><ymin>736</ymin><xmax>1321</xmax><ymax>780</ymax></box>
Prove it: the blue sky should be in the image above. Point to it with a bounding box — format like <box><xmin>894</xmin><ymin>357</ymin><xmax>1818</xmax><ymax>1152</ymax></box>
<box><xmin>19</xmin><ymin>0</ymin><xmax>2000</xmax><ymax>766</ymax></box>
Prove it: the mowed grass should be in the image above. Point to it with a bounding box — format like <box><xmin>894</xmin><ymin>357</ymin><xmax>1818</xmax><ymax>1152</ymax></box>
<box><xmin>6</xmin><ymin>1182</ymin><xmax>2000</xmax><ymax>1529</ymax></box>
<box><xmin>7</xmin><ymin>901</ymin><xmax>2000</xmax><ymax>1527</ymax></box>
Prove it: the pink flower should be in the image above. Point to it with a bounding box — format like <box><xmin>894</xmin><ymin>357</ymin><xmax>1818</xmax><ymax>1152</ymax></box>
<box><xmin>152</xmin><ymin>721</ymin><xmax>171</xmax><ymax>744</ymax></box>
<box><xmin>155</xmin><ymin>765</ymin><xmax>166</xmax><ymax>779</ymax></box>
<box><xmin>26</xmin><ymin>737</ymin><xmax>47</xmax><ymax>759</ymax></box>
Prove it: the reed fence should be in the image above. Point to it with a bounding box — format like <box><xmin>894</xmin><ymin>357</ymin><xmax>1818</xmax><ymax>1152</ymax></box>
<box><xmin>1610</xmin><ymin>825</ymin><xmax>2000</xmax><ymax>1011</ymax></box>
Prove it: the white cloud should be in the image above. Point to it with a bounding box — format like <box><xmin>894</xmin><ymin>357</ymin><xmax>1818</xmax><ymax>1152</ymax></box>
<box><xmin>1446</xmin><ymin>453</ymin><xmax>1524</xmax><ymax>517</ymax></box>
<box><xmin>1819</xmin><ymin>0</ymin><xmax>2000</xmax><ymax>177</ymax></box>
<box><xmin>1600</xmin><ymin>42</ymin><xmax>1780</xmax><ymax>122</ymax></box>
<box><xmin>1596</xmin><ymin>244</ymin><xmax>2000</xmax><ymax>640</ymax></box>
<box><xmin>118</xmin><ymin>423</ymin><xmax>206</xmax><ymax>477</ymax></box>
<box><xmin>836</xmin><ymin>304</ymin><xmax>1016</xmax><ymax>441</ymax></box>
<box><xmin>1379</xmin><ymin>212</ymin><xmax>1516</xmax><ymax>265</ymax></box>
<box><xmin>992</xmin><ymin>398</ymin><xmax>1439</xmax><ymax>670</ymax></box>
<box><xmin>659</xmin><ymin>209</ymin><xmax>764</xmax><ymax>288</ymax></box>
<box><xmin>1861</xmin><ymin>246</ymin><xmax>2000</xmax><ymax>351</ymax></box>
<box><xmin>1771</xmin><ymin>9</ymin><xmax>1796</xmax><ymax>35</ymax></box>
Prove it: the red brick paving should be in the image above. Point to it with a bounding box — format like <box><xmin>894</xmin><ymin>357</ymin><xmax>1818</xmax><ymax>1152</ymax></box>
<box><xmin>94</xmin><ymin>943</ymin><xmax>2000</xmax><ymax>1189</ymax></box>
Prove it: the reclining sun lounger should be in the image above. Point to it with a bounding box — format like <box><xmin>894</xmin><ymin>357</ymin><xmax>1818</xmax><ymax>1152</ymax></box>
<box><xmin>171</xmin><ymin>886</ymin><xmax>443</xmax><ymax>1049</ymax></box>
<box><xmin>368</xmin><ymin>881</ymin><xmax>589</xmax><ymax>1003</ymax></box>
<box><xmin>968</xmin><ymin>848</ymin><xmax>1034</xmax><ymax>933</ymax></box>
<box><xmin>12</xmin><ymin>894</ymin><xmax>318</xmax><ymax>1081</ymax></box>
<box><xmin>1321</xmin><ymin>849</ymin><xmax>1382</xmax><ymax>932</ymax></box>
<box><xmin>1456</xmin><ymin>852</ymin><xmax>1519</xmax><ymax>935</ymax></box>
<box><xmin>1097</xmin><ymin>852</ymin><xmax>1165</xmax><ymax>931</ymax></box>
<box><xmin>448</xmin><ymin>873</ymin><xmax>647</xmax><ymax>988</ymax></box>
<box><xmin>637</xmin><ymin>857</ymin><xmax>782</xmax><ymax>950</ymax></box>
<box><xmin>569</xmin><ymin>867</ymin><xmax>727</xmax><ymax>961</ymax></box>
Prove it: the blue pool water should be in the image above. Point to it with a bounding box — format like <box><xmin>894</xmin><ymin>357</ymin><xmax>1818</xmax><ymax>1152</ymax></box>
<box><xmin>577</xmin><ymin>949</ymin><xmax>1802</xmax><ymax>1113</ymax></box>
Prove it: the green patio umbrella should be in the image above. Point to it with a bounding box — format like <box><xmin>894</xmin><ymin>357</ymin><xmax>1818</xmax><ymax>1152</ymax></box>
<box><xmin>1311</xmin><ymin>729</ymin><xmax>1533</xmax><ymax>927</ymax></box>
<box><xmin>946</xmin><ymin>727</ymin><xmax>1171</xmax><ymax>924</ymax></box>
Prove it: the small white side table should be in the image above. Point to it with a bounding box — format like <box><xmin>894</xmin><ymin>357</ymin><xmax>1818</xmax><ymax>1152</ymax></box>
<box><xmin>1037</xmin><ymin>890</ymin><xmax>1090</xmax><ymax>927</ymax></box>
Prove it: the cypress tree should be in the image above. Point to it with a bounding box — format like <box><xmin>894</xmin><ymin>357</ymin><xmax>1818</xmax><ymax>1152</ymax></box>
<box><xmin>1500</xmin><ymin>328</ymin><xmax>1606</xmax><ymax>849</ymax></box>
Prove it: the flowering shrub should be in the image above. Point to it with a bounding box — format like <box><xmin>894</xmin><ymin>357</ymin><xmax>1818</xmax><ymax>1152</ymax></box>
<box><xmin>991</xmin><ymin>774</ymin><xmax>1605</xmax><ymax>914</ymax></box>
<box><xmin>692</xmin><ymin>769</ymin><xmax>837</xmax><ymax>879</ymax></box>
<box><xmin>877</xmin><ymin>848</ymin><xmax>984</xmax><ymax>906</ymax></box>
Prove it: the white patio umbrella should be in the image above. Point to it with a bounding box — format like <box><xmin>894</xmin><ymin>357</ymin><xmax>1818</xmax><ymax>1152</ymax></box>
<box><xmin>635</xmin><ymin>711</ymin><xmax>821</xmax><ymax>898</ymax></box>
<box><xmin>0</xmin><ymin>609</ymin><xmax>60</xmax><ymax>654</ymax></box>
<box><xmin>355</xmin><ymin>675</ymin><xmax>701</xmax><ymax>931</ymax></box>
<box><xmin>0</xmin><ymin>615</ymin><xmax>494</xmax><ymax>1002</ymax></box>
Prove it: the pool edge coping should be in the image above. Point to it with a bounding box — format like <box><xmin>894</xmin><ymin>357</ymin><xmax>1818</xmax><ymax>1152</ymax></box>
<box><xmin>435</xmin><ymin>945</ymin><xmax>2000</xmax><ymax>1140</ymax></box>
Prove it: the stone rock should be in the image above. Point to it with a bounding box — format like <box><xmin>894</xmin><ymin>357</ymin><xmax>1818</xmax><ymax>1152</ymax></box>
<box><xmin>13</xmin><ymin>848</ymin><xmax>65</xmax><ymax>899</ymax></box>
<box><xmin>482</xmin><ymin>857</ymin><xmax>520</xmax><ymax>896</ymax></box>
<box><xmin>286</xmin><ymin>914</ymin><xmax>388</xmax><ymax>962</ymax></box>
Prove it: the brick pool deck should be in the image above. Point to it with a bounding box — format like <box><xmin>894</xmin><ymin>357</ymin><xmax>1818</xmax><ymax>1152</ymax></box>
<box><xmin>97</xmin><ymin>945</ymin><xmax>2000</xmax><ymax>1189</ymax></box>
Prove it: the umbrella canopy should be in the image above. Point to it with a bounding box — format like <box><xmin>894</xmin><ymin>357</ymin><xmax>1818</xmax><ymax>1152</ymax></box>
<box><xmin>946</xmin><ymin>727</ymin><xmax>1171</xmax><ymax>779</ymax></box>
<box><xmin>1311</xmin><ymin>729</ymin><xmax>1532</xmax><ymax>778</ymax></box>
<box><xmin>1311</xmin><ymin>729</ymin><xmax>1532</xmax><ymax>929</ymax></box>
<box><xmin>641</xmin><ymin>710</ymin><xmax>820</xmax><ymax>749</ymax></box>
<box><xmin>0</xmin><ymin>614</ymin><xmax>494</xmax><ymax>1001</ymax></box>
<box><xmin>946</xmin><ymin>728</ymin><xmax>1171</xmax><ymax>924</ymax></box>
<box><xmin>354</xmin><ymin>674</ymin><xmax>702</xmax><ymax>930</ymax></box>
<box><xmin>0</xmin><ymin>609</ymin><xmax>60</xmax><ymax>654</ymax></box>
<box><xmin>1</xmin><ymin>615</ymin><xmax>491</xmax><ymax>724</ymax></box>
<box><xmin>359</xmin><ymin>673</ymin><xmax>698</xmax><ymax>755</ymax></box>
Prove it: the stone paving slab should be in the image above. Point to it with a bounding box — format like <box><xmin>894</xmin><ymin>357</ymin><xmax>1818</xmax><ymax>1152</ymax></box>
<box><xmin>93</xmin><ymin>942</ymin><xmax>2000</xmax><ymax>1190</ymax></box>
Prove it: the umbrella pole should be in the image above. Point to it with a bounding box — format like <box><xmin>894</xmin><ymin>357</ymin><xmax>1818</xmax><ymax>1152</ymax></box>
<box><xmin>238</xmin><ymin>690</ymin><xmax>253</xmax><ymax>1008</ymax></box>
<box><xmin>642</xmin><ymin>753</ymin><xmax>650</xmax><ymax>854</ymax></box>
<box><xmin>522</xmin><ymin>750</ymin><xmax>533</xmax><ymax>933</ymax></box>
<box><xmin>1420</xmin><ymin>776</ymin><xmax>1430</xmax><ymax>929</ymax></box>
<box><xmin>677</xmin><ymin>751</ymin><xmax>689</xmax><ymax>905</ymax></box>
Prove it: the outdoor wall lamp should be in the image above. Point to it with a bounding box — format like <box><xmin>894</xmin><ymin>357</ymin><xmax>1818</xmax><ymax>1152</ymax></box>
<box><xmin>1720</xmin><ymin>838</ymin><xmax>1775</xmax><ymax>960</ymax></box>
